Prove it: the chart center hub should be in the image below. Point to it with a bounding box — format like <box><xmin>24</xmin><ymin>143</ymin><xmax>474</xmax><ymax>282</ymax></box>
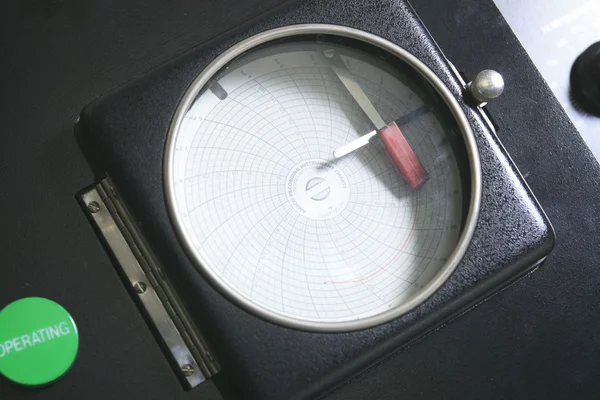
<box><xmin>305</xmin><ymin>177</ymin><xmax>330</xmax><ymax>201</ymax></box>
<box><xmin>286</xmin><ymin>159</ymin><xmax>349</xmax><ymax>220</ymax></box>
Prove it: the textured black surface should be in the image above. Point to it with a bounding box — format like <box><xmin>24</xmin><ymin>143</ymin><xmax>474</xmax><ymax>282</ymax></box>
<box><xmin>0</xmin><ymin>0</ymin><xmax>599</xmax><ymax>400</ymax></box>
<box><xmin>76</xmin><ymin>1</ymin><xmax>552</xmax><ymax>399</ymax></box>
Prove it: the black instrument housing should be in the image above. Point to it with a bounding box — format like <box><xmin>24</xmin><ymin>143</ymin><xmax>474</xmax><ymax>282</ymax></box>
<box><xmin>76</xmin><ymin>0</ymin><xmax>554</xmax><ymax>398</ymax></box>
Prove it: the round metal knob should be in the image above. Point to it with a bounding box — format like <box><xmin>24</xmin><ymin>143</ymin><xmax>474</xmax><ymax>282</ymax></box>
<box><xmin>468</xmin><ymin>70</ymin><xmax>504</xmax><ymax>104</ymax></box>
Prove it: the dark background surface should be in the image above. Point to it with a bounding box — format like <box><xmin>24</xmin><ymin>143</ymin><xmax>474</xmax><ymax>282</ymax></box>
<box><xmin>1</xmin><ymin>0</ymin><xmax>599</xmax><ymax>399</ymax></box>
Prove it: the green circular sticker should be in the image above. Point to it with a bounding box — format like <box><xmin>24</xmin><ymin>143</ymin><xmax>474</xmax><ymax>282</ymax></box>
<box><xmin>0</xmin><ymin>297</ymin><xmax>78</xmax><ymax>386</ymax></box>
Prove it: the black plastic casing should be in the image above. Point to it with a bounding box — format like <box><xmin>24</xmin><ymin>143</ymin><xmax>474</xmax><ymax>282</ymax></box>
<box><xmin>76</xmin><ymin>0</ymin><xmax>554</xmax><ymax>399</ymax></box>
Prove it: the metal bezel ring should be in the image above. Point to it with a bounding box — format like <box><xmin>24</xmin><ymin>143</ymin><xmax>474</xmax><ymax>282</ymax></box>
<box><xmin>164</xmin><ymin>24</ymin><xmax>482</xmax><ymax>332</ymax></box>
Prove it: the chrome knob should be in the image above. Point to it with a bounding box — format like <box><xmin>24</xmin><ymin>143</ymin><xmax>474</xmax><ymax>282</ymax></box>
<box><xmin>468</xmin><ymin>69</ymin><xmax>504</xmax><ymax>105</ymax></box>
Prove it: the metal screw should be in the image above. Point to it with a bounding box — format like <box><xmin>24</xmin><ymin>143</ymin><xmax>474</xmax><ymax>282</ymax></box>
<box><xmin>181</xmin><ymin>364</ymin><xmax>195</xmax><ymax>377</ymax></box>
<box><xmin>87</xmin><ymin>201</ymin><xmax>100</xmax><ymax>213</ymax></box>
<box><xmin>133</xmin><ymin>281</ymin><xmax>147</xmax><ymax>294</ymax></box>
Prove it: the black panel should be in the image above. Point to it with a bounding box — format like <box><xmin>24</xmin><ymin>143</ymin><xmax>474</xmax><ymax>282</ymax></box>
<box><xmin>75</xmin><ymin>1</ymin><xmax>553</xmax><ymax>399</ymax></box>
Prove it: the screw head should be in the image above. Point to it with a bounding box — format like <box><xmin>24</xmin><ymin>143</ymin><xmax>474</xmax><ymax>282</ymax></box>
<box><xmin>181</xmin><ymin>364</ymin><xmax>195</xmax><ymax>377</ymax></box>
<box><xmin>87</xmin><ymin>201</ymin><xmax>100</xmax><ymax>213</ymax></box>
<box><xmin>133</xmin><ymin>282</ymin><xmax>147</xmax><ymax>294</ymax></box>
<box><xmin>469</xmin><ymin>69</ymin><xmax>504</xmax><ymax>104</ymax></box>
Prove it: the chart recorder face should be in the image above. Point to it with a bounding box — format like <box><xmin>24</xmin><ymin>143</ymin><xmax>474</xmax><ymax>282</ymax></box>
<box><xmin>78</xmin><ymin>19</ymin><xmax>552</xmax><ymax>397</ymax></box>
<box><xmin>165</xmin><ymin>25</ymin><xmax>480</xmax><ymax>332</ymax></box>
